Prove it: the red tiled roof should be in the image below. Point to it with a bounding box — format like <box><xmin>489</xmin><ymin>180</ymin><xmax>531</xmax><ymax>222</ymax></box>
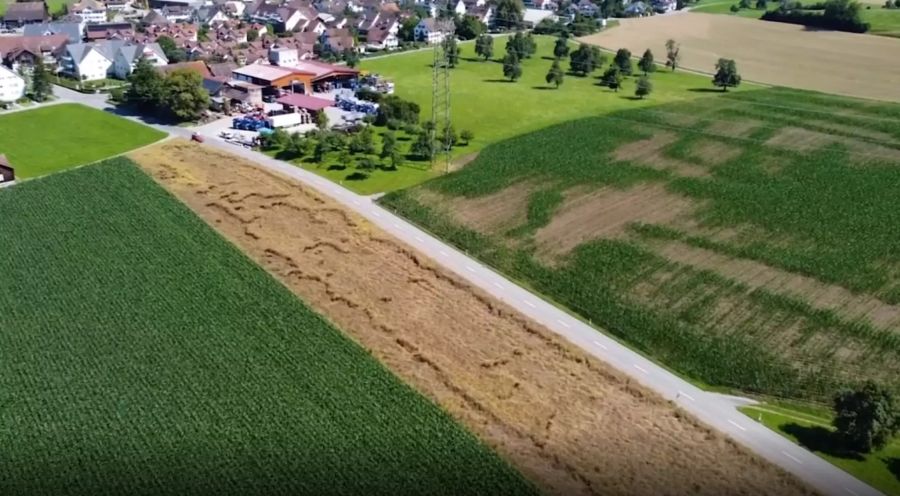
<box><xmin>275</xmin><ymin>93</ymin><xmax>333</xmax><ymax>111</ymax></box>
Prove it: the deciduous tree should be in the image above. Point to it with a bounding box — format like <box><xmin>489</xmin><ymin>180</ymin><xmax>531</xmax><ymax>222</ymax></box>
<box><xmin>553</xmin><ymin>34</ymin><xmax>570</xmax><ymax>59</ymax></box>
<box><xmin>665</xmin><ymin>38</ymin><xmax>681</xmax><ymax>71</ymax></box>
<box><xmin>380</xmin><ymin>130</ymin><xmax>397</xmax><ymax>158</ymax></box>
<box><xmin>475</xmin><ymin>33</ymin><xmax>494</xmax><ymax>60</ymax></box>
<box><xmin>442</xmin><ymin>36</ymin><xmax>460</xmax><ymax>67</ymax></box>
<box><xmin>613</xmin><ymin>48</ymin><xmax>633</xmax><ymax>76</ymax></box>
<box><xmin>545</xmin><ymin>58</ymin><xmax>564</xmax><ymax>88</ymax></box>
<box><xmin>712</xmin><ymin>58</ymin><xmax>741</xmax><ymax>91</ymax></box>
<box><xmin>460</xmin><ymin>129</ymin><xmax>474</xmax><ymax>145</ymax></box>
<box><xmin>163</xmin><ymin>69</ymin><xmax>209</xmax><ymax>121</ymax></box>
<box><xmin>635</xmin><ymin>75</ymin><xmax>652</xmax><ymax>99</ymax></box>
<box><xmin>502</xmin><ymin>50</ymin><xmax>522</xmax><ymax>81</ymax></box>
<box><xmin>834</xmin><ymin>382</ymin><xmax>899</xmax><ymax>453</ymax></box>
<box><xmin>30</xmin><ymin>57</ymin><xmax>52</xmax><ymax>102</ymax></box>
<box><xmin>638</xmin><ymin>48</ymin><xmax>656</xmax><ymax>75</ymax></box>
<box><xmin>126</xmin><ymin>56</ymin><xmax>165</xmax><ymax>111</ymax></box>
<box><xmin>601</xmin><ymin>66</ymin><xmax>623</xmax><ymax>91</ymax></box>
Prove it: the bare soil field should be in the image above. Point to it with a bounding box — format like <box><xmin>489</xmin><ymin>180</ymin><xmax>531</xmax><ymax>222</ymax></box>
<box><xmin>580</xmin><ymin>13</ymin><xmax>900</xmax><ymax>102</ymax></box>
<box><xmin>129</xmin><ymin>140</ymin><xmax>813</xmax><ymax>496</ymax></box>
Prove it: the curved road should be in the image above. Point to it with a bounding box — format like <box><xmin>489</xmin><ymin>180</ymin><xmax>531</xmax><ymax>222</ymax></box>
<box><xmin>54</xmin><ymin>85</ymin><xmax>882</xmax><ymax>496</ymax></box>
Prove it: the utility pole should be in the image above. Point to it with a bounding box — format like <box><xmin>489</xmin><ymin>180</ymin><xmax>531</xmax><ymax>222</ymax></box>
<box><xmin>431</xmin><ymin>22</ymin><xmax>453</xmax><ymax>173</ymax></box>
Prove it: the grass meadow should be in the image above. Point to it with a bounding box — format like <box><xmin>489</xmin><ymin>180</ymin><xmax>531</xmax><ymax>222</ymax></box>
<box><xmin>381</xmin><ymin>86</ymin><xmax>900</xmax><ymax>405</ymax></box>
<box><xmin>352</xmin><ymin>35</ymin><xmax>752</xmax><ymax>194</ymax></box>
<box><xmin>0</xmin><ymin>104</ymin><xmax>165</xmax><ymax>178</ymax></box>
<box><xmin>0</xmin><ymin>160</ymin><xmax>535</xmax><ymax>496</ymax></box>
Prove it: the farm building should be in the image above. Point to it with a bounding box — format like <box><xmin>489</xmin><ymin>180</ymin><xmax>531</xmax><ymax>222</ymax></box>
<box><xmin>2</xmin><ymin>2</ymin><xmax>49</xmax><ymax>29</ymax></box>
<box><xmin>275</xmin><ymin>92</ymin><xmax>333</xmax><ymax>113</ymax></box>
<box><xmin>231</xmin><ymin>55</ymin><xmax>358</xmax><ymax>96</ymax></box>
<box><xmin>0</xmin><ymin>155</ymin><xmax>15</xmax><ymax>183</ymax></box>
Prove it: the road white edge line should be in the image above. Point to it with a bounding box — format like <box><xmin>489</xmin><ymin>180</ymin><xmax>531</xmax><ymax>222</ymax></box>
<box><xmin>493</xmin><ymin>282</ymin><xmax>504</xmax><ymax>289</ymax></box>
<box><xmin>633</xmin><ymin>364</ymin><xmax>649</xmax><ymax>374</ymax></box>
<box><xmin>523</xmin><ymin>300</ymin><xmax>536</xmax><ymax>308</ymax></box>
<box><xmin>843</xmin><ymin>487</ymin><xmax>859</xmax><ymax>496</ymax></box>
<box><xmin>593</xmin><ymin>340</ymin><xmax>607</xmax><ymax>350</ymax></box>
<box><xmin>782</xmin><ymin>451</ymin><xmax>803</xmax><ymax>465</ymax></box>
<box><xmin>728</xmin><ymin>420</ymin><xmax>747</xmax><ymax>432</ymax></box>
<box><xmin>678</xmin><ymin>391</ymin><xmax>695</xmax><ymax>402</ymax></box>
<box><xmin>556</xmin><ymin>319</ymin><xmax>571</xmax><ymax>329</ymax></box>
<box><xmin>439</xmin><ymin>250</ymin><xmax>449</xmax><ymax>257</ymax></box>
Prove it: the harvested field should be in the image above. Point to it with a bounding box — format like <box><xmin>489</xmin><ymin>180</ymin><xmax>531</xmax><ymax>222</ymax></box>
<box><xmin>413</xmin><ymin>182</ymin><xmax>534</xmax><ymax>234</ymax></box>
<box><xmin>765</xmin><ymin>127</ymin><xmax>900</xmax><ymax>164</ymax></box>
<box><xmin>579</xmin><ymin>13</ymin><xmax>900</xmax><ymax>102</ymax></box>
<box><xmin>611</xmin><ymin>132</ymin><xmax>709</xmax><ymax>177</ymax></box>
<box><xmin>130</xmin><ymin>140</ymin><xmax>813</xmax><ymax>496</ymax></box>
<box><xmin>533</xmin><ymin>184</ymin><xmax>697</xmax><ymax>258</ymax></box>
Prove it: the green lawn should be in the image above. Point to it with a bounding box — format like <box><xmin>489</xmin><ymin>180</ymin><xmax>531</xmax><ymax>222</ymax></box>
<box><xmin>0</xmin><ymin>103</ymin><xmax>165</xmax><ymax>178</ymax></box>
<box><xmin>361</xmin><ymin>35</ymin><xmax>752</xmax><ymax>158</ymax></box>
<box><xmin>0</xmin><ymin>160</ymin><xmax>536</xmax><ymax>495</ymax></box>
<box><xmin>691</xmin><ymin>0</ymin><xmax>773</xmax><ymax>17</ymax></box>
<box><xmin>862</xmin><ymin>7</ymin><xmax>900</xmax><ymax>36</ymax></box>
<box><xmin>741</xmin><ymin>404</ymin><xmax>900</xmax><ymax>496</ymax></box>
<box><xmin>380</xmin><ymin>87</ymin><xmax>900</xmax><ymax>403</ymax></box>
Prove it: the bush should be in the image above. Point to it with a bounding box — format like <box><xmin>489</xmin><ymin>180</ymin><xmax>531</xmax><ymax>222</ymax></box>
<box><xmin>730</xmin><ymin>4</ymin><xmax>740</xmax><ymax>11</ymax></box>
<box><xmin>356</xmin><ymin>88</ymin><xmax>382</xmax><ymax>103</ymax></box>
<box><xmin>375</xmin><ymin>95</ymin><xmax>420</xmax><ymax>127</ymax></box>
<box><xmin>762</xmin><ymin>8</ymin><xmax>869</xmax><ymax>31</ymax></box>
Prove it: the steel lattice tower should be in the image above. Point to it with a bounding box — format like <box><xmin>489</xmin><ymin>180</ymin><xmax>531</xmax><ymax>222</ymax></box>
<box><xmin>431</xmin><ymin>27</ymin><xmax>452</xmax><ymax>173</ymax></box>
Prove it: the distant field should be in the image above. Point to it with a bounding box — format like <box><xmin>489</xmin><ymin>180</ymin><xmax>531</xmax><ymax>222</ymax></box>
<box><xmin>381</xmin><ymin>87</ymin><xmax>900</xmax><ymax>404</ymax></box>
<box><xmin>0</xmin><ymin>161</ymin><xmax>534</xmax><ymax>495</ymax></box>
<box><xmin>581</xmin><ymin>13</ymin><xmax>900</xmax><ymax>102</ymax></box>
<box><xmin>690</xmin><ymin>0</ymin><xmax>900</xmax><ymax>37</ymax></box>
<box><xmin>0</xmin><ymin>104</ymin><xmax>165</xmax><ymax>178</ymax></box>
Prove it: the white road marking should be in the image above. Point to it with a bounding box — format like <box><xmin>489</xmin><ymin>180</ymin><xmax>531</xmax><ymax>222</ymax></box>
<box><xmin>466</xmin><ymin>266</ymin><xmax>476</xmax><ymax>273</ymax></box>
<box><xmin>678</xmin><ymin>391</ymin><xmax>695</xmax><ymax>402</ymax></box>
<box><xmin>393</xmin><ymin>222</ymin><xmax>402</xmax><ymax>229</ymax></box>
<box><xmin>415</xmin><ymin>236</ymin><xmax>425</xmax><ymax>242</ymax></box>
<box><xmin>372</xmin><ymin>211</ymin><xmax>381</xmax><ymax>218</ymax></box>
<box><xmin>440</xmin><ymin>250</ymin><xmax>449</xmax><ymax>257</ymax></box>
<box><xmin>633</xmin><ymin>364</ymin><xmax>649</xmax><ymax>374</ymax></box>
<box><xmin>843</xmin><ymin>487</ymin><xmax>859</xmax><ymax>496</ymax></box>
<box><xmin>557</xmin><ymin>319</ymin><xmax>571</xmax><ymax>329</ymax></box>
<box><xmin>523</xmin><ymin>300</ymin><xmax>536</xmax><ymax>308</ymax></box>
<box><xmin>782</xmin><ymin>451</ymin><xmax>803</xmax><ymax>464</ymax></box>
<box><xmin>728</xmin><ymin>420</ymin><xmax>747</xmax><ymax>432</ymax></box>
<box><xmin>493</xmin><ymin>282</ymin><xmax>504</xmax><ymax>289</ymax></box>
<box><xmin>593</xmin><ymin>340</ymin><xmax>608</xmax><ymax>350</ymax></box>
<box><xmin>353</xmin><ymin>200</ymin><xmax>361</xmax><ymax>206</ymax></box>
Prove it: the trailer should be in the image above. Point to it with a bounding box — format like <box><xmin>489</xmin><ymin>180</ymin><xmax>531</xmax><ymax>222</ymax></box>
<box><xmin>267</xmin><ymin>112</ymin><xmax>305</xmax><ymax>129</ymax></box>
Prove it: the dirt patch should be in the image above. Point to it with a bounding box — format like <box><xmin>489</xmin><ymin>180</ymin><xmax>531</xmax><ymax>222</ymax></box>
<box><xmin>579</xmin><ymin>13</ymin><xmax>900</xmax><ymax>103</ymax></box>
<box><xmin>130</xmin><ymin>140</ymin><xmax>813</xmax><ymax>496</ymax></box>
<box><xmin>765</xmin><ymin>127</ymin><xmax>900</xmax><ymax>164</ymax></box>
<box><xmin>689</xmin><ymin>139</ymin><xmax>743</xmax><ymax>166</ymax></box>
<box><xmin>450</xmin><ymin>151</ymin><xmax>480</xmax><ymax>171</ymax></box>
<box><xmin>649</xmin><ymin>239</ymin><xmax>900</xmax><ymax>331</ymax></box>
<box><xmin>707</xmin><ymin>119</ymin><xmax>762</xmax><ymax>139</ymax></box>
<box><xmin>533</xmin><ymin>183</ymin><xmax>699</xmax><ymax>259</ymax></box>
<box><xmin>414</xmin><ymin>182</ymin><xmax>534</xmax><ymax>235</ymax></box>
<box><xmin>612</xmin><ymin>132</ymin><xmax>709</xmax><ymax>177</ymax></box>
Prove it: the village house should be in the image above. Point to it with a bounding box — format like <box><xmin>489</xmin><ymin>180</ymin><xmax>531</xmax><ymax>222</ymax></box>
<box><xmin>414</xmin><ymin>18</ymin><xmax>453</xmax><ymax>44</ymax></box>
<box><xmin>23</xmin><ymin>21</ymin><xmax>83</xmax><ymax>43</ymax></box>
<box><xmin>0</xmin><ymin>155</ymin><xmax>15</xmax><ymax>183</ymax></box>
<box><xmin>0</xmin><ymin>34</ymin><xmax>68</xmax><ymax>71</ymax></box>
<box><xmin>85</xmin><ymin>22</ymin><xmax>135</xmax><ymax>41</ymax></box>
<box><xmin>0</xmin><ymin>67</ymin><xmax>26</xmax><ymax>104</ymax></box>
<box><xmin>2</xmin><ymin>2</ymin><xmax>50</xmax><ymax>29</ymax></box>
<box><xmin>62</xmin><ymin>40</ymin><xmax>167</xmax><ymax>81</ymax></box>
<box><xmin>365</xmin><ymin>27</ymin><xmax>397</xmax><ymax>51</ymax></box>
<box><xmin>69</xmin><ymin>0</ymin><xmax>108</xmax><ymax>24</ymax></box>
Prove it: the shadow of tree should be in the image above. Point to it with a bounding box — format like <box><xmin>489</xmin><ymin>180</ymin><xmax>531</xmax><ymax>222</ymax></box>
<box><xmin>687</xmin><ymin>87</ymin><xmax>728</xmax><ymax>93</ymax></box>
<box><xmin>782</xmin><ymin>424</ymin><xmax>865</xmax><ymax>461</ymax></box>
<box><xmin>886</xmin><ymin>457</ymin><xmax>900</xmax><ymax>482</ymax></box>
<box><xmin>482</xmin><ymin>78</ymin><xmax>515</xmax><ymax>83</ymax></box>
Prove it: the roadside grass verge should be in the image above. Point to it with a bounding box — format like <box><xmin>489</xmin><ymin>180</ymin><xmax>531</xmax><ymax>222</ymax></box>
<box><xmin>0</xmin><ymin>160</ymin><xmax>536</xmax><ymax>496</ymax></box>
<box><xmin>741</xmin><ymin>404</ymin><xmax>900</xmax><ymax>496</ymax></box>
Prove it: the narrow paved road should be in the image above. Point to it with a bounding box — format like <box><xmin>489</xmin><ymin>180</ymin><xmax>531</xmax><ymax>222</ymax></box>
<box><xmin>54</xmin><ymin>86</ymin><xmax>883</xmax><ymax>496</ymax></box>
